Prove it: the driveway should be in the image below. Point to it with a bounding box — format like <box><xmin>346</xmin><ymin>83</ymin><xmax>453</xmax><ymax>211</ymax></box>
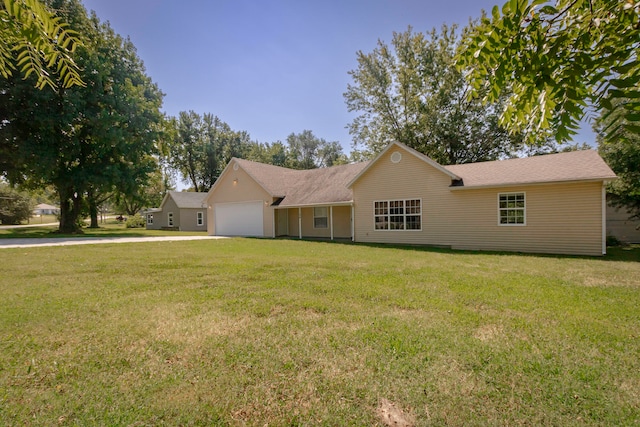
<box><xmin>0</xmin><ymin>235</ymin><xmax>227</xmax><ymax>249</ymax></box>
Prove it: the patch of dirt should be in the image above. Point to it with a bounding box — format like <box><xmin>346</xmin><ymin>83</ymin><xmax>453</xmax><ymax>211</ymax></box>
<box><xmin>376</xmin><ymin>398</ymin><xmax>415</xmax><ymax>427</ymax></box>
<box><xmin>473</xmin><ymin>324</ymin><xmax>503</xmax><ymax>342</ymax></box>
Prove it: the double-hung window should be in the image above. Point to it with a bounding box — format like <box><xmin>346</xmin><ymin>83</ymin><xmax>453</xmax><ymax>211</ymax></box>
<box><xmin>374</xmin><ymin>199</ymin><xmax>421</xmax><ymax>230</ymax></box>
<box><xmin>313</xmin><ymin>207</ymin><xmax>328</xmax><ymax>229</ymax></box>
<box><xmin>168</xmin><ymin>212</ymin><xmax>174</xmax><ymax>227</ymax></box>
<box><xmin>147</xmin><ymin>214</ymin><xmax>153</xmax><ymax>225</ymax></box>
<box><xmin>498</xmin><ymin>193</ymin><xmax>525</xmax><ymax>225</ymax></box>
<box><xmin>197</xmin><ymin>211</ymin><xmax>204</xmax><ymax>226</ymax></box>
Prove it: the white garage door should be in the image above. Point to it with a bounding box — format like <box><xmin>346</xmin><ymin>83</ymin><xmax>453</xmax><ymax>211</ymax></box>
<box><xmin>215</xmin><ymin>201</ymin><xmax>264</xmax><ymax>236</ymax></box>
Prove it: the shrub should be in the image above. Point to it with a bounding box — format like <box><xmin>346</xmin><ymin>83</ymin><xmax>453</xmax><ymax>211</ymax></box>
<box><xmin>125</xmin><ymin>215</ymin><xmax>146</xmax><ymax>228</ymax></box>
<box><xmin>0</xmin><ymin>185</ymin><xmax>34</xmax><ymax>224</ymax></box>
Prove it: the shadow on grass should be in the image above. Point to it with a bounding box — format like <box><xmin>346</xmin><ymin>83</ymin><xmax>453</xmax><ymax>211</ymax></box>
<box><xmin>272</xmin><ymin>236</ymin><xmax>640</xmax><ymax>263</ymax></box>
<box><xmin>0</xmin><ymin>224</ymin><xmax>205</xmax><ymax>239</ymax></box>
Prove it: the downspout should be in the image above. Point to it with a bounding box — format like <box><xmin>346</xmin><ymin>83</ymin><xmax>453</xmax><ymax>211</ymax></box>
<box><xmin>298</xmin><ymin>207</ymin><xmax>302</xmax><ymax>240</ymax></box>
<box><xmin>330</xmin><ymin>206</ymin><xmax>334</xmax><ymax>241</ymax></box>
<box><xmin>272</xmin><ymin>206</ymin><xmax>276</xmax><ymax>238</ymax></box>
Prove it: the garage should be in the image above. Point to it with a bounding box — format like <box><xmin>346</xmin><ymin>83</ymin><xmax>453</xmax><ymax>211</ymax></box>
<box><xmin>214</xmin><ymin>201</ymin><xmax>264</xmax><ymax>236</ymax></box>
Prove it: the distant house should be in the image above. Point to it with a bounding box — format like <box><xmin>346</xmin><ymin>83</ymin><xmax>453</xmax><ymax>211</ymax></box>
<box><xmin>607</xmin><ymin>203</ymin><xmax>640</xmax><ymax>243</ymax></box>
<box><xmin>205</xmin><ymin>141</ymin><xmax>617</xmax><ymax>256</ymax></box>
<box><xmin>33</xmin><ymin>203</ymin><xmax>60</xmax><ymax>216</ymax></box>
<box><xmin>145</xmin><ymin>191</ymin><xmax>208</xmax><ymax>231</ymax></box>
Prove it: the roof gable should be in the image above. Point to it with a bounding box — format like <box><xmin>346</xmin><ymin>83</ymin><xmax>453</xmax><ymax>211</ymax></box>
<box><xmin>445</xmin><ymin>150</ymin><xmax>617</xmax><ymax>188</ymax></box>
<box><xmin>161</xmin><ymin>191</ymin><xmax>207</xmax><ymax>209</ymax></box>
<box><xmin>347</xmin><ymin>141</ymin><xmax>461</xmax><ymax>188</ymax></box>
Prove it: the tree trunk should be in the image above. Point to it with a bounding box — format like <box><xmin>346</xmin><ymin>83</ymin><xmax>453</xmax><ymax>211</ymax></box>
<box><xmin>58</xmin><ymin>186</ymin><xmax>83</xmax><ymax>234</ymax></box>
<box><xmin>87</xmin><ymin>188</ymin><xmax>99</xmax><ymax>228</ymax></box>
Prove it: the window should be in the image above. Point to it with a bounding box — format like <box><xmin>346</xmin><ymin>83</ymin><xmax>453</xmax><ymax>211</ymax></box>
<box><xmin>168</xmin><ymin>212</ymin><xmax>174</xmax><ymax>227</ymax></box>
<box><xmin>498</xmin><ymin>193</ymin><xmax>525</xmax><ymax>225</ymax></box>
<box><xmin>313</xmin><ymin>207</ymin><xmax>328</xmax><ymax>228</ymax></box>
<box><xmin>374</xmin><ymin>199</ymin><xmax>421</xmax><ymax>230</ymax></box>
<box><xmin>197</xmin><ymin>211</ymin><xmax>204</xmax><ymax>226</ymax></box>
<box><xmin>147</xmin><ymin>214</ymin><xmax>153</xmax><ymax>225</ymax></box>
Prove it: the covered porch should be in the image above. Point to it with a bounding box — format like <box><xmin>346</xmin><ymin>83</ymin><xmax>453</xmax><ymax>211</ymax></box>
<box><xmin>273</xmin><ymin>203</ymin><xmax>353</xmax><ymax>241</ymax></box>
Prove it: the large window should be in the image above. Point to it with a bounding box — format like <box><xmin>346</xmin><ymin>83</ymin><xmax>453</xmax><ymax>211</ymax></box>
<box><xmin>498</xmin><ymin>193</ymin><xmax>525</xmax><ymax>225</ymax></box>
<box><xmin>374</xmin><ymin>199</ymin><xmax>421</xmax><ymax>230</ymax></box>
<box><xmin>197</xmin><ymin>211</ymin><xmax>204</xmax><ymax>226</ymax></box>
<box><xmin>313</xmin><ymin>207</ymin><xmax>328</xmax><ymax>228</ymax></box>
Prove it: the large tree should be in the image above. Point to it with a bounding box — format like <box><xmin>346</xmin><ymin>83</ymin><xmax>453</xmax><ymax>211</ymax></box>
<box><xmin>1</xmin><ymin>0</ymin><xmax>83</xmax><ymax>89</ymax></box>
<box><xmin>344</xmin><ymin>25</ymin><xmax>525</xmax><ymax>164</ymax></box>
<box><xmin>0</xmin><ymin>0</ymin><xmax>163</xmax><ymax>233</ymax></box>
<box><xmin>597</xmin><ymin>100</ymin><xmax>640</xmax><ymax>220</ymax></box>
<box><xmin>169</xmin><ymin>111</ymin><xmax>254</xmax><ymax>192</ymax></box>
<box><xmin>286</xmin><ymin>130</ymin><xmax>346</xmax><ymax>169</ymax></box>
<box><xmin>458</xmin><ymin>0</ymin><xmax>640</xmax><ymax>144</ymax></box>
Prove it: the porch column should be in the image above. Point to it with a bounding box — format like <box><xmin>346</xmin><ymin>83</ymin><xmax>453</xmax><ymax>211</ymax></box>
<box><xmin>298</xmin><ymin>207</ymin><xmax>302</xmax><ymax>239</ymax></box>
<box><xmin>351</xmin><ymin>205</ymin><xmax>355</xmax><ymax>242</ymax></box>
<box><xmin>272</xmin><ymin>207</ymin><xmax>276</xmax><ymax>238</ymax></box>
<box><xmin>330</xmin><ymin>206</ymin><xmax>334</xmax><ymax>241</ymax></box>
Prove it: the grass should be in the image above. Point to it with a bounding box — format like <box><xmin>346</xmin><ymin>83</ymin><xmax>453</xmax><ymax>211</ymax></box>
<box><xmin>0</xmin><ymin>221</ymin><xmax>205</xmax><ymax>239</ymax></box>
<box><xmin>0</xmin><ymin>239</ymin><xmax>638</xmax><ymax>426</ymax></box>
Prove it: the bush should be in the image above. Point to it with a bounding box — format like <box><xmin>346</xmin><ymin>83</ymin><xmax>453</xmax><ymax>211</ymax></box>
<box><xmin>0</xmin><ymin>185</ymin><xmax>34</xmax><ymax>224</ymax></box>
<box><xmin>125</xmin><ymin>215</ymin><xmax>146</xmax><ymax>228</ymax></box>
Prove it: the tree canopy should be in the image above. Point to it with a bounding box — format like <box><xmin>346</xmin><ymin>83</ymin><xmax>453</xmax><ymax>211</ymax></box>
<box><xmin>0</xmin><ymin>0</ymin><xmax>83</xmax><ymax>89</ymax></box>
<box><xmin>458</xmin><ymin>0</ymin><xmax>640</xmax><ymax>144</ymax></box>
<box><xmin>285</xmin><ymin>130</ymin><xmax>346</xmax><ymax>169</ymax></box>
<box><xmin>0</xmin><ymin>0</ymin><xmax>163</xmax><ymax>233</ymax></box>
<box><xmin>344</xmin><ymin>25</ymin><xmax>526</xmax><ymax>164</ymax></box>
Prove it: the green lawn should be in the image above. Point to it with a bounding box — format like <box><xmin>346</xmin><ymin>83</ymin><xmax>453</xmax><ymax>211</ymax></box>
<box><xmin>0</xmin><ymin>221</ymin><xmax>205</xmax><ymax>239</ymax></box>
<box><xmin>1</xmin><ymin>239</ymin><xmax>638</xmax><ymax>426</ymax></box>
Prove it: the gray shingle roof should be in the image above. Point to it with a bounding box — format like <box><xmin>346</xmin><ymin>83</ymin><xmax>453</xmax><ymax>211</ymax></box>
<box><xmin>233</xmin><ymin>159</ymin><xmax>369</xmax><ymax>206</ymax></box>
<box><xmin>167</xmin><ymin>191</ymin><xmax>208</xmax><ymax>208</ymax></box>
<box><xmin>445</xmin><ymin>150</ymin><xmax>617</xmax><ymax>188</ymax></box>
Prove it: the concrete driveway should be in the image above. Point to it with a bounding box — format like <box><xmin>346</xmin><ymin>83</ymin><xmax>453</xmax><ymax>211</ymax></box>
<box><xmin>0</xmin><ymin>235</ymin><xmax>227</xmax><ymax>249</ymax></box>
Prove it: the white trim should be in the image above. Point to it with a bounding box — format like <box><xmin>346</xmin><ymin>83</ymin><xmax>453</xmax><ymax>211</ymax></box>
<box><xmin>330</xmin><ymin>206</ymin><xmax>334</xmax><ymax>240</ymax></box>
<box><xmin>602</xmin><ymin>184</ymin><xmax>606</xmax><ymax>255</ymax></box>
<box><xmin>278</xmin><ymin>200</ymin><xmax>354</xmax><ymax>209</ymax></box>
<box><xmin>351</xmin><ymin>205</ymin><xmax>355</xmax><ymax>241</ymax></box>
<box><xmin>497</xmin><ymin>192</ymin><xmax>526</xmax><ymax>226</ymax></box>
<box><xmin>373</xmin><ymin>198</ymin><xmax>422</xmax><ymax>231</ymax></box>
<box><xmin>450</xmin><ymin>178</ymin><xmax>615</xmax><ymax>191</ymax></box>
<box><xmin>167</xmin><ymin>212</ymin><xmax>174</xmax><ymax>227</ymax></box>
<box><xmin>196</xmin><ymin>211</ymin><xmax>204</xmax><ymax>226</ymax></box>
<box><xmin>146</xmin><ymin>213</ymin><xmax>153</xmax><ymax>225</ymax></box>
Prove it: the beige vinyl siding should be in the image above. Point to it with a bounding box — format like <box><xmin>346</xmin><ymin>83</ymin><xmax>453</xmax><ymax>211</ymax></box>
<box><xmin>206</xmin><ymin>165</ymin><xmax>273</xmax><ymax>236</ymax></box>
<box><xmin>146</xmin><ymin>213</ymin><xmax>162</xmax><ymax>230</ymax></box>
<box><xmin>607</xmin><ymin>204</ymin><xmax>640</xmax><ymax>243</ymax></box>
<box><xmin>176</xmin><ymin>208</ymin><xmax>206</xmax><ymax>232</ymax></box>
<box><xmin>353</xmin><ymin>146</ymin><xmax>604</xmax><ymax>256</ymax></box>
<box><xmin>163</xmin><ymin>197</ymin><xmax>180</xmax><ymax>228</ymax></box>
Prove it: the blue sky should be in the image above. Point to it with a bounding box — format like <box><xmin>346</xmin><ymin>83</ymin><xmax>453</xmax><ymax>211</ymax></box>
<box><xmin>81</xmin><ymin>0</ymin><xmax>596</xmax><ymax>154</ymax></box>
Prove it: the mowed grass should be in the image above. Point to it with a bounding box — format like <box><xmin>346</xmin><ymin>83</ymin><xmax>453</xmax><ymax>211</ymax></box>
<box><xmin>0</xmin><ymin>221</ymin><xmax>205</xmax><ymax>239</ymax></box>
<box><xmin>0</xmin><ymin>239</ymin><xmax>638</xmax><ymax>426</ymax></box>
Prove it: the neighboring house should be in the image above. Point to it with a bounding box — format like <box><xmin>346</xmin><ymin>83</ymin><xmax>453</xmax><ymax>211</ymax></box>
<box><xmin>145</xmin><ymin>191</ymin><xmax>208</xmax><ymax>231</ymax></box>
<box><xmin>205</xmin><ymin>141</ymin><xmax>617</xmax><ymax>256</ymax></box>
<box><xmin>606</xmin><ymin>203</ymin><xmax>640</xmax><ymax>243</ymax></box>
<box><xmin>33</xmin><ymin>203</ymin><xmax>60</xmax><ymax>215</ymax></box>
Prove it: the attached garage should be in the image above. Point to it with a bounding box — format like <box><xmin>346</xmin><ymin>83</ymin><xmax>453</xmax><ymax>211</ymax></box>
<box><xmin>214</xmin><ymin>201</ymin><xmax>264</xmax><ymax>237</ymax></box>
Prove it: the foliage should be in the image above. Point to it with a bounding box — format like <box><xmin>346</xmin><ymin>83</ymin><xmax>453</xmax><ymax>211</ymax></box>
<box><xmin>0</xmin><ymin>0</ymin><xmax>163</xmax><ymax>233</ymax></box>
<box><xmin>0</xmin><ymin>0</ymin><xmax>83</xmax><ymax>89</ymax></box>
<box><xmin>168</xmin><ymin>111</ymin><xmax>253</xmax><ymax>192</ymax></box>
<box><xmin>285</xmin><ymin>130</ymin><xmax>346</xmax><ymax>169</ymax></box>
<box><xmin>245</xmin><ymin>141</ymin><xmax>290</xmax><ymax>167</ymax></box>
<box><xmin>0</xmin><ymin>184</ymin><xmax>33</xmax><ymax>224</ymax></box>
<box><xmin>458</xmin><ymin>0</ymin><xmax>640</xmax><ymax>144</ymax></box>
<box><xmin>0</xmin><ymin>239</ymin><xmax>638</xmax><ymax>425</ymax></box>
<box><xmin>125</xmin><ymin>214</ymin><xmax>145</xmax><ymax>228</ymax></box>
<box><xmin>596</xmin><ymin>100</ymin><xmax>640</xmax><ymax>220</ymax></box>
<box><xmin>344</xmin><ymin>25</ymin><xmax>527</xmax><ymax>164</ymax></box>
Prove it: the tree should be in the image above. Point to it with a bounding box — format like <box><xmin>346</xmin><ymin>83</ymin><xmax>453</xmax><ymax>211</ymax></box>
<box><xmin>169</xmin><ymin>111</ymin><xmax>254</xmax><ymax>191</ymax></box>
<box><xmin>1</xmin><ymin>0</ymin><xmax>83</xmax><ymax>89</ymax></box>
<box><xmin>596</xmin><ymin>100</ymin><xmax>640</xmax><ymax>221</ymax></box>
<box><xmin>344</xmin><ymin>25</ymin><xmax>526</xmax><ymax>164</ymax></box>
<box><xmin>0</xmin><ymin>0</ymin><xmax>163</xmax><ymax>233</ymax></box>
<box><xmin>286</xmin><ymin>130</ymin><xmax>345</xmax><ymax>169</ymax></box>
<box><xmin>245</xmin><ymin>141</ymin><xmax>290</xmax><ymax>167</ymax></box>
<box><xmin>0</xmin><ymin>184</ymin><xmax>34</xmax><ymax>224</ymax></box>
<box><xmin>458</xmin><ymin>0</ymin><xmax>640</xmax><ymax>144</ymax></box>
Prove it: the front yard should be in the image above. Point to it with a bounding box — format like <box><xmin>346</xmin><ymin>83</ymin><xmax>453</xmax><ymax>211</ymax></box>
<box><xmin>1</xmin><ymin>239</ymin><xmax>638</xmax><ymax>425</ymax></box>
